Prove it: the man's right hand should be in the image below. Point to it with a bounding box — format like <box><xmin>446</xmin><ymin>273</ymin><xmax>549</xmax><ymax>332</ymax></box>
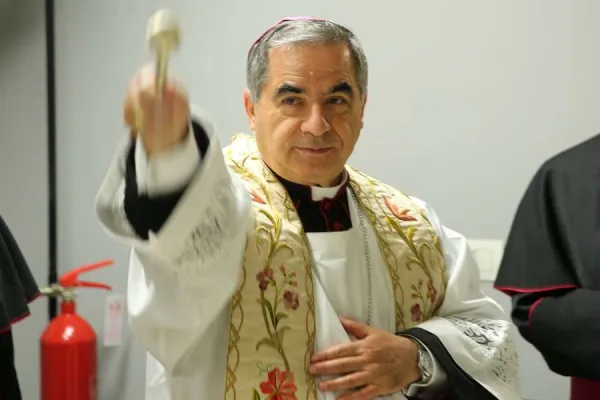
<box><xmin>123</xmin><ymin>65</ymin><xmax>190</xmax><ymax>157</ymax></box>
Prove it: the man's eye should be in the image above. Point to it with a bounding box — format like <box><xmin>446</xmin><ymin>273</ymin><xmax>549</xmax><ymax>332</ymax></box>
<box><xmin>327</xmin><ymin>97</ymin><xmax>348</xmax><ymax>105</ymax></box>
<box><xmin>282</xmin><ymin>97</ymin><xmax>300</xmax><ymax>105</ymax></box>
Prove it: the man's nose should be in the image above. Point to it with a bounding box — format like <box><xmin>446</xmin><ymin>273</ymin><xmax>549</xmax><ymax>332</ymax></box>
<box><xmin>300</xmin><ymin>104</ymin><xmax>331</xmax><ymax>136</ymax></box>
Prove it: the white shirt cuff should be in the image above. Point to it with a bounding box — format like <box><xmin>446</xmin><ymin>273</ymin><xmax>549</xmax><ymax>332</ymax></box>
<box><xmin>404</xmin><ymin>338</ymin><xmax>447</xmax><ymax>396</ymax></box>
<box><xmin>134</xmin><ymin>121</ymin><xmax>200</xmax><ymax>196</ymax></box>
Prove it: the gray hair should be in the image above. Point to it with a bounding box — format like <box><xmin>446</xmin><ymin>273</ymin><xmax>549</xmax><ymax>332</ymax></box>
<box><xmin>246</xmin><ymin>19</ymin><xmax>368</xmax><ymax>102</ymax></box>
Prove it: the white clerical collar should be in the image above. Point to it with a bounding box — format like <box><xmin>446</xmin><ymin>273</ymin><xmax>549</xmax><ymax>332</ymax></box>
<box><xmin>310</xmin><ymin>170</ymin><xmax>348</xmax><ymax>201</ymax></box>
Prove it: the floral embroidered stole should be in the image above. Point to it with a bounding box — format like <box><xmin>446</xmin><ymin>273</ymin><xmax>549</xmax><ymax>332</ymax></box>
<box><xmin>223</xmin><ymin>133</ymin><xmax>446</xmax><ymax>400</ymax></box>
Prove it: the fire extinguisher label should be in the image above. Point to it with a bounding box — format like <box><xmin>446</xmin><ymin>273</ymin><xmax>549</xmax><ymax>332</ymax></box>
<box><xmin>103</xmin><ymin>294</ymin><xmax>125</xmax><ymax>347</ymax></box>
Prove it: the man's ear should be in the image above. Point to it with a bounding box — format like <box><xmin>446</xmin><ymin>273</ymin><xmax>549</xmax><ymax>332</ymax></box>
<box><xmin>360</xmin><ymin>91</ymin><xmax>368</xmax><ymax>119</ymax></box>
<box><xmin>359</xmin><ymin>92</ymin><xmax>368</xmax><ymax>129</ymax></box>
<box><xmin>243</xmin><ymin>88</ymin><xmax>256</xmax><ymax>131</ymax></box>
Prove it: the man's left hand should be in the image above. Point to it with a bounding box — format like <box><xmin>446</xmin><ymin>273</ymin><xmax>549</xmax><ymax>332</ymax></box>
<box><xmin>309</xmin><ymin>317</ymin><xmax>422</xmax><ymax>399</ymax></box>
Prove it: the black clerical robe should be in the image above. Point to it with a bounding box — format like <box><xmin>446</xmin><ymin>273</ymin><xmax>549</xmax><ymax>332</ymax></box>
<box><xmin>495</xmin><ymin>133</ymin><xmax>600</xmax><ymax>400</ymax></box>
<box><xmin>0</xmin><ymin>216</ymin><xmax>40</xmax><ymax>400</ymax></box>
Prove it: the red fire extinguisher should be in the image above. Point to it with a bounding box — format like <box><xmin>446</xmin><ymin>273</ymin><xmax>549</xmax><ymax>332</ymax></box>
<box><xmin>40</xmin><ymin>259</ymin><xmax>114</xmax><ymax>400</ymax></box>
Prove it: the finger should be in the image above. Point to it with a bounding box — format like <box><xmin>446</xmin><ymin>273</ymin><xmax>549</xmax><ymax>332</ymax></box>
<box><xmin>133</xmin><ymin>71</ymin><xmax>145</xmax><ymax>132</ymax></box>
<box><xmin>339</xmin><ymin>317</ymin><xmax>371</xmax><ymax>339</ymax></box>
<box><xmin>318</xmin><ymin>370</ymin><xmax>370</xmax><ymax>392</ymax></box>
<box><xmin>139</xmin><ymin>64</ymin><xmax>182</xmax><ymax>96</ymax></box>
<box><xmin>138</xmin><ymin>85</ymin><xmax>166</xmax><ymax>136</ymax></box>
<box><xmin>311</xmin><ymin>342</ymin><xmax>360</xmax><ymax>362</ymax></box>
<box><xmin>139</xmin><ymin>82</ymin><xmax>157</xmax><ymax>110</ymax></box>
<box><xmin>336</xmin><ymin>384</ymin><xmax>380</xmax><ymax>400</ymax></box>
<box><xmin>139</xmin><ymin>77</ymin><xmax>183</xmax><ymax>111</ymax></box>
<box><xmin>138</xmin><ymin>65</ymin><xmax>162</xmax><ymax>107</ymax></box>
<box><xmin>137</xmin><ymin>68</ymin><xmax>162</xmax><ymax>131</ymax></box>
<box><xmin>164</xmin><ymin>81</ymin><xmax>187</xmax><ymax>111</ymax></box>
<box><xmin>309</xmin><ymin>356</ymin><xmax>364</xmax><ymax>376</ymax></box>
<box><xmin>139</xmin><ymin>62</ymin><xmax>156</xmax><ymax>84</ymax></box>
<box><xmin>124</xmin><ymin>73</ymin><xmax>143</xmax><ymax>134</ymax></box>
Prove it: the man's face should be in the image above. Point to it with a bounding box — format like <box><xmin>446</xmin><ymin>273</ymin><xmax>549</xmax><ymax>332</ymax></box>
<box><xmin>244</xmin><ymin>43</ymin><xmax>366</xmax><ymax>187</ymax></box>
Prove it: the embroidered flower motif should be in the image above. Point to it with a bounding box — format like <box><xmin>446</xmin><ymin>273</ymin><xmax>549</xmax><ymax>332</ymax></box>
<box><xmin>255</xmin><ymin>264</ymin><xmax>299</xmax><ymax>371</ymax></box>
<box><xmin>250</xmin><ymin>191</ymin><xmax>266</xmax><ymax>204</ymax></box>
<box><xmin>256</xmin><ymin>267</ymin><xmax>274</xmax><ymax>291</ymax></box>
<box><xmin>259</xmin><ymin>368</ymin><xmax>298</xmax><ymax>400</ymax></box>
<box><xmin>427</xmin><ymin>278</ymin><xmax>438</xmax><ymax>305</ymax></box>
<box><xmin>283</xmin><ymin>290</ymin><xmax>299</xmax><ymax>310</ymax></box>
<box><xmin>411</xmin><ymin>303</ymin><xmax>422</xmax><ymax>322</ymax></box>
<box><xmin>384</xmin><ymin>197</ymin><xmax>417</xmax><ymax>221</ymax></box>
<box><xmin>279</xmin><ymin>265</ymin><xmax>298</xmax><ymax>287</ymax></box>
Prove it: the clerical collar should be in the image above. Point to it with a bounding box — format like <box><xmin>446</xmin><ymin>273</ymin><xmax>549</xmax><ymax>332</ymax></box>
<box><xmin>270</xmin><ymin>169</ymin><xmax>349</xmax><ymax>202</ymax></box>
<box><xmin>270</xmin><ymin>168</ymin><xmax>352</xmax><ymax>232</ymax></box>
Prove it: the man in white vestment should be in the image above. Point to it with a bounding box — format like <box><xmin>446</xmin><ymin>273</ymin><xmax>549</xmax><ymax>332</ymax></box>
<box><xmin>96</xmin><ymin>17</ymin><xmax>521</xmax><ymax>399</ymax></box>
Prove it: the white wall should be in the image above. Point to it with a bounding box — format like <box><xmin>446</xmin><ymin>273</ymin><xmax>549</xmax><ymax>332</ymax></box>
<box><xmin>40</xmin><ymin>1</ymin><xmax>600</xmax><ymax>399</ymax></box>
<box><xmin>0</xmin><ymin>1</ymin><xmax>48</xmax><ymax>399</ymax></box>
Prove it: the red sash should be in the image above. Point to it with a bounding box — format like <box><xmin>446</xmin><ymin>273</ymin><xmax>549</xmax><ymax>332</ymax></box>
<box><xmin>571</xmin><ymin>377</ymin><xmax>600</xmax><ymax>399</ymax></box>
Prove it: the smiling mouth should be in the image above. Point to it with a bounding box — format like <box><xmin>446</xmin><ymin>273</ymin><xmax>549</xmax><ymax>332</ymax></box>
<box><xmin>296</xmin><ymin>147</ymin><xmax>333</xmax><ymax>154</ymax></box>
